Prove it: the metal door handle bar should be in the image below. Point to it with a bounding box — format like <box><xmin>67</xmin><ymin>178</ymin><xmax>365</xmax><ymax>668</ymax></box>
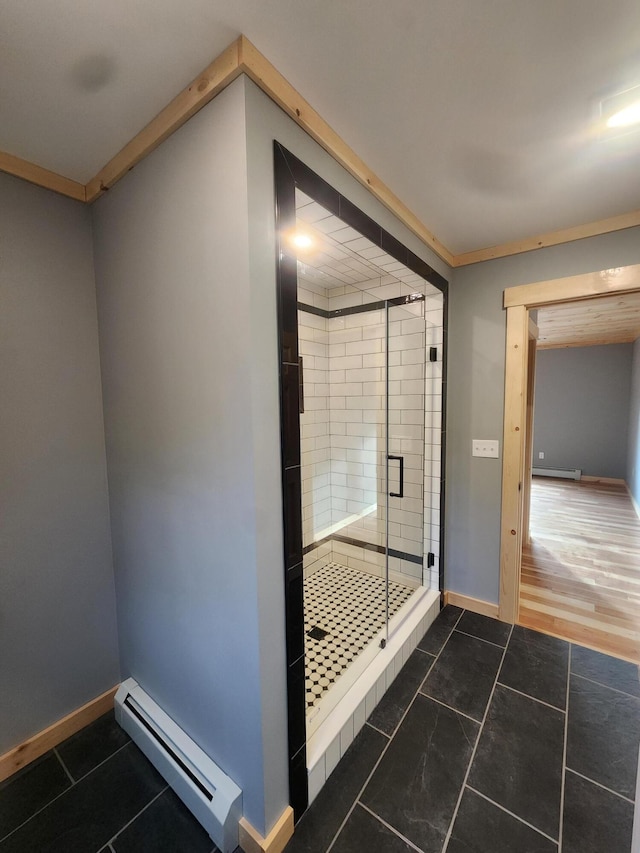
<box><xmin>388</xmin><ymin>455</ymin><xmax>404</xmax><ymax>498</ymax></box>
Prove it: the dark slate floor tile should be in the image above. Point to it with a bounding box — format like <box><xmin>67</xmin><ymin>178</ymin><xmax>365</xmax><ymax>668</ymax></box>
<box><xmin>331</xmin><ymin>805</ymin><xmax>415</xmax><ymax>853</ymax></box>
<box><xmin>447</xmin><ymin>788</ymin><xmax>557</xmax><ymax>853</ymax></box>
<box><xmin>498</xmin><ymin>626</ymin><xmax>569</xmax><ymax>709</ymax></box>
<box><xmin>368</xmin><ymin>649</ymin><xmax>435</xmax><ymax>735</ymax></box>
<box><xmin>455</xmin><ymin>612</ymin><xmax>511</xmax><ymax>647</ymax></box>
<box><xmin>418</xmin><ymin>605</ymin><xmax>463</xmax><ymax>655</ymax></box>
<box><xmin>361</xmin><ymin>693</ymin><xmax>478</xmax><ymax>853</ymax></box>
<box><xmin>566</xmin><ymin>674</ymin><xmax>640</xmax><ymax>799</ymax></box>
<box><xmin>421</xmin><ymin>630</ymin><xmax>503</xmax><ymax>721</ymax></box>
<box><xmin>468</xmin><ymin>685</ymin><xmax>564</xmax><ymax>840</ymax></box>
<box><xmin>570</xmin><ymin>644</ymin><xmax>640</xmax><ymax>698</ymax></box>
<box><xmin>112</xmin><ymin>788</ymin><xmax>215</xmax><ymax>853</ymax></box>
<box><xmin>562</xmin><ymin>770</ymin><xmax>633</xmax><ymax>853</ymax></box>
<box><xmin>0</xmin><ymin>743</ymin><xmax>165</xmax><ymax>853</ymax></box>
<box><xmin>284</xmin><ymin>725</ymin><xmax>386</xmax><ymax>853</ymax></box>
<box><xmin>0</xmin><ymin>753</ymin><xmax>71</xmax><ymax>841</ymax></box>
<box><xmin>57</xmin><ymin>711</ymin><xmax>130</xmax><ymax>781</ymax></box>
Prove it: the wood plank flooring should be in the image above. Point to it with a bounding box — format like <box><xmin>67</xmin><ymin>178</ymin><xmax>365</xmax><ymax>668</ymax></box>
<box><xmin>519</xmin><ymin>477</ymin><xmax>640</xmax><ymax>663</ymax></box>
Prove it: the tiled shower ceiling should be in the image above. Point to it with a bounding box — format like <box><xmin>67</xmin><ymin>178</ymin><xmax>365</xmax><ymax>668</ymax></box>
<box><xmin>295</xmin><ymin>190</ymin><xmax>433</xmax><ymax>295</ymax></box>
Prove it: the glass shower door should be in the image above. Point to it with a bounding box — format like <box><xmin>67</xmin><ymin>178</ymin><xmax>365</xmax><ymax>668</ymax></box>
<box><xmin>384</xmin><ymin>295</ymin><xmax>426</xmax><ymax>642</ymax></box>
<box><xmin>293</xmin><ymin>184</ymin><xmax>431</xmax><ymax>728</ymax></box>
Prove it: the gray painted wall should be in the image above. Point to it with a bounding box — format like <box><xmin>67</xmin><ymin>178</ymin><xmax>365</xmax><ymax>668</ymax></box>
<box><xmin>447</xmin><ymin>226</ymin><xmax>640</xmax><ymax>604</ymax></box>
<box><xmin>533</xmin><ymin>344</ymin><xmax>632</xmax><ymax>479</ymax></box>
<box><xmin>628</xmin><ymin>338</ymin><xmax>640</xmax><ymax>508</ymax></box>
<box><xmin>0</xmin><ymin>172</ymin><xmax>120</xmax><ymax>753</ymax></box>
<box><xmin>91</xmin><ymin>80</ymin><xmax>279</xmax><ymax>834</ymax></box>
<box><xmin>91</xmin><ymin>68</ymin><xmax>450</xmax><ymax>837</ymax></box>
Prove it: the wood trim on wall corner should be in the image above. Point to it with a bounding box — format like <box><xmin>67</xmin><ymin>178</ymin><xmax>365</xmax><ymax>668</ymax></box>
<box><xmin>444</xmin><ymin>591</ymin><xmax>499</xmax><ymax>619</ymax></box>
<box><xmin>2</xmin><ymin>36</ymin><xmax>640</xmax><ymax>263</ymax></box>
<box><xmin>83</xmin><ymin>34</ymin><xmax>456</xmax><ymax>265</ymax></box>
<box><xmin>84</xmin><ymin>38</ymin><xmax>243</xmax><ymax>203</ymax></box>
<box><xmin>239</xmin><ymin>806</ymin><xmax>294</xmax><ymax>853</ymax></box>
<box><xmin>0</xmin><ymin>150</ymin><xmax>86</xmax><ymax>202</ymax></box>
<box><xmin>453</xmin><ymin>208</ymin><xmax>640</xmax><ymax>267</ymax></box>
<box><xmin>236</xmin><ymin>38</ymin><xmax>454</xmax><ymax>267</ymax></box>
<box><xmin>0</xmin><ymin>685</ymin><xmax>119</xmax><ymax>783</ymax></box>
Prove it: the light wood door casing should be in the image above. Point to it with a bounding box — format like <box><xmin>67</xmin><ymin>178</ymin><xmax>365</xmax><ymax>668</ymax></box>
<box><xmin>499</xmin><ymin>304</ymin><xmax>529</xmax><ymax>623</ymax></box>
<box><xmin>499</xmin><ymin>263</ymin><xmax>640</xmax><ymax>625</ymax></box>
<box><xmin>522</xmin><ymin>320</ymin><xmax>538</xmax><ymax>547</ymax></box>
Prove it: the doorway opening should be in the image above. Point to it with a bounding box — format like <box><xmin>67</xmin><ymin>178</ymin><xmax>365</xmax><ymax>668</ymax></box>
<box><xmin>499</xmin><ymin>267</ymin><xmax>640</xmax><ymax>663</ymax></box>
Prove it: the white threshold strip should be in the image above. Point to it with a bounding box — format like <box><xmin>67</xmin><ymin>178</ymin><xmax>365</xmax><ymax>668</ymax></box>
<box><xmin>306</xmin><ymin>586</ymin><xmax>440</xmax><ymax>804</ymax></box>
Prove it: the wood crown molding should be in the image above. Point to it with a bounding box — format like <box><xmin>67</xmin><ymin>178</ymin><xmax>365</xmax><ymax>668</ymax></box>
<box><xmin>452</xmin><ymin>208</ymin><xmax>640</xmax><ymax>267</ymax></box>
<box><xmin>236</xmin><ymin>37</ymin><xmax>454</xmax><ymax>266</ymax></box>
<box><xmin>0</xmin><ymin>685</ymin><xmax>119</xmax><ymax>783</ymax></box>
<box><xmin>84</xmin><ymin>38</ymin><xmax>243</xmax><ymax>203</ymax></box>
<box><xmin>2</xmin><ymin>35</ymin><xmax>640</xmax><ymax>265</ymax></box>
<box><xmin>0</xmin><ymin>150</ymin><xmax>85</xmax><ymax>202</ymax></box>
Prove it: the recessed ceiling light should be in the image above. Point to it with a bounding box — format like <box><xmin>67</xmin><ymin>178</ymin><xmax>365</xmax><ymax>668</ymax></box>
<box><xmin>599</xmin><ymin>84</ymin><xmax>640</xmax><ymax>134</ymax></box>
<box><xmin>606</xmin><ymin>100</ymin><xmax>640</xmax><ymax>129</ymax></box>
<box><xmin>292</xmin><ymin>233</ymin><xmax>313</xmax><ymax>249</ymax></box>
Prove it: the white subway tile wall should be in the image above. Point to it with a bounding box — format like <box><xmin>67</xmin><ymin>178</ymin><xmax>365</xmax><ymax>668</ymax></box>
<box><xmin>326</xmin><ymin>289</ymin><xmax>426</xmax><ymax>587</ymax></box>
<box><xmin>293</xmin><ymin>192</ymin><xmax>446</xmax><ymax>808</ymax></box>
<box><xmin>299</xmin><ymin>278</ymin><xmax>332</xmax><ymax>578</ymax></box>
<box><xmin>296</xmin><ymin>189</ymin><xmax>444</xmax><ymax>593</ymax></box>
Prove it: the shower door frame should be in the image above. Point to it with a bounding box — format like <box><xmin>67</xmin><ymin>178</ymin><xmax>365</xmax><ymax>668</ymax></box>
<box><xmin>273</xmin><ymin>141</ymin><xmax>448</xmax><ymax>819</ymax></box>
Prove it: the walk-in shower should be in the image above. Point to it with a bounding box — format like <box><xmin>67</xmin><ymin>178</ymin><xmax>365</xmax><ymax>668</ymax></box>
<box><xmin>295</xmin><ymin>188</ymin><xmax>444</xmax><ymax>733</ymax></box>
<box><xmin>274</xmin><ymin>143</ymin><xmax>446</xmax><ymax>817</ymax></box>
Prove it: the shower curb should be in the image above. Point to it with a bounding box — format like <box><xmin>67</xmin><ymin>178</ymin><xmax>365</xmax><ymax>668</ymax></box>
<box><xmin>305</xmin><ymin>588</ymin><xmax>440</xmax><ymax>803</ymax></box>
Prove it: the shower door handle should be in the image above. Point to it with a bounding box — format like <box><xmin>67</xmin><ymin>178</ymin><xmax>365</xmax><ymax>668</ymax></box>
<box><xmin>388</xmin><ymin>455</ymin><xmax>404</xmax><ymax>498</ymax></box>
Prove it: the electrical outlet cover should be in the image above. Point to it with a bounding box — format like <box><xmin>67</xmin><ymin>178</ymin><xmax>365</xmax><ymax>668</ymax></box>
<box><xmin>472</xmin><ymin>439</ymin><xmax>500</xmax><ymax>458</ymax></box>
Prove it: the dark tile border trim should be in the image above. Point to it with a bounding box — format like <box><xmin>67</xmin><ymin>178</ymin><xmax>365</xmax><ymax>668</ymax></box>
<box><xmin>297</xmin><ymin>301</ymin><xmax>329</xmax><ymax>318</ymax></box>
<box><xmin>303</xmin><ymin>535</ymin><xmax>423</xmax><ymax>567</ymax></box>
<box><xmin>298</xmin><ymin>294</ymin><xmax>426</xmax><ymax>320</ymax></box>
<box><xmin>280</xmin><ymin>147</ymin><xmax>448</xmax><ymax>294</ymax></box>
<box><xmin>274</xmin><ymin>141</ymin><xmax>449</xmax><ymax>822</ymax></box>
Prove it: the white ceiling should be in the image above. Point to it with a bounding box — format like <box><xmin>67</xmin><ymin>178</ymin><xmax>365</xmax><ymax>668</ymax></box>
<box><xmin>3</xmin><ymin>0</ymin><xmax>640</xmax><ymax>254</ymax></box>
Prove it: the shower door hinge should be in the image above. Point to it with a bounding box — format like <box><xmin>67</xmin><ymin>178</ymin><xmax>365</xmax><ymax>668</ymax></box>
<box><xmin>429</xmin><ymin>347</ymin><xmax>438</xmax><ymax>362</ymax></box>
<box><xmin>427</xmin><ymin>552</ymin><xmax>435</xmax><ymax>568</ymax></box>
<box><xmin>380</xmin><ymin>638</ymin><xmax>387</xmax><ymax>649</ymax></box>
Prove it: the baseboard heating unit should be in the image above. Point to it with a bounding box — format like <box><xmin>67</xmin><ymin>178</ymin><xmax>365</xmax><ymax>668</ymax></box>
<box><xmin>532</xmin><ymin>467</ymin><xmax>582</xmax><ymax>481</ymax></box>
<box><xmin>115</xmin><ymin>679</ymin><xmax>242</xmax><ymax>853</ymax></box>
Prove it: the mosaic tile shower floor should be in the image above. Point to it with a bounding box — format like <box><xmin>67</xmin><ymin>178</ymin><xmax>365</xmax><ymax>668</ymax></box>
<box><xmin>304</xmin><ymin>562</ymin><xmax>414</xmax><ymax>709</ymax></box>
